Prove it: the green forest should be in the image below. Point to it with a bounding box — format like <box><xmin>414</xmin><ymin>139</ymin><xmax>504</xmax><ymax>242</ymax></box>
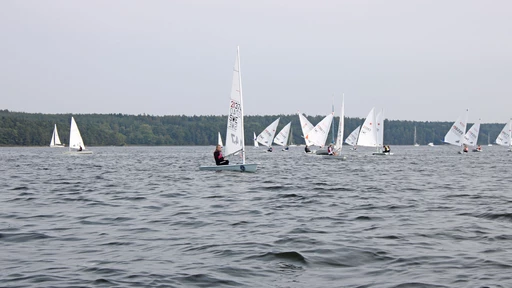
<box><xmin>0</xmin><ymin>109</ymin><xmax>505</xmax><ymax>146</ymax></box>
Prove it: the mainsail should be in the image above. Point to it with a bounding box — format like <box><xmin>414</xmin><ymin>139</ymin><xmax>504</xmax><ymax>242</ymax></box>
<box><xmin>463</xmin><ymin>119</ymin><xmax>480</xmax><ymax>147</ymax></box>
<box><xmin>257</xmin><ymin>118</ymin><xmax>280</xmax><ymax>148</ymax></box>
<box><xmin>273</xmin><ymin>122</ymin><xmax>292</xmax><ymax>147</ymax></box>
<box><xmin>357</xmin><ymin>108</ymin><xmax>378</xmax><ymax>147</ymax></box>
<box><xmin>224</xmin><ymin>47</ymin><xmax>245</xmax><ymax>160</ymax></box>
<box><xmin>444</xmin><ymin>109</ymin><xmax>469</xmax><ymax>148</ymax></box>
<box><xmin>305</xmin><ymin>113</ymin><xmax>333</xmax><ymax>147</ymax></box>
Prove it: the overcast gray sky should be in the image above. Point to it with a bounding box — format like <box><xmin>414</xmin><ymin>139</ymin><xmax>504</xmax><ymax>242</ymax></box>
<box><xmin>1</xmin><ymin>0</ymin><xmax>511</xmax><ymax>123</ymax></box>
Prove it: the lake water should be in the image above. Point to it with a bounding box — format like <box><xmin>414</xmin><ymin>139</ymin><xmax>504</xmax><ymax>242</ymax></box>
<box><xmin>1</xmin><ymin>145</ymin><xmax>512</xmax><ymax>287</ymax></box>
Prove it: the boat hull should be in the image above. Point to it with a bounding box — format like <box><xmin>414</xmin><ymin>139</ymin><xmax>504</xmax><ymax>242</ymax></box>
<box><xmin>321</xmin><ymin>155</ymin><xmax>347</xmax><ymax>160</ymax></box>
<box><xmin>199</xmin><ymin>163</ymin><xmax>257</xmax><ymax>173</ymax></box>
<box><xmin>50</xmin><ymin>145</ymin><xmax>66</xmax><ymax>148</ymax></box>
<box><xmin>64</xmin><ymin>150</ymin><xmax>93</xmax><ymax>155</ymax></box>
<box><xmin>372</xmin><ymin>152</ymin><xmax>394</xmax><ymax>156</ymax></box>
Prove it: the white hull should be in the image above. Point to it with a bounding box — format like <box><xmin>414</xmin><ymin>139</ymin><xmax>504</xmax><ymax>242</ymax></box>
<box><xmin>199</xmin><ymin>163</ymin><xmax>257</xmax><ymax>172</ymax></box>
<box><xmin>414</xmin><ymin>144</ymin><xmax>420</xmax><ymax>147</ymax></box>
<box><xmin>428</xmin><ymin>143</ymin><xmax>434</xmax><ymax>147</ymax></box>
<box><xmin>64</xmin><ymin>150</ymin><xmax>93</xmax><ymax>155</ymax></box>
<box><xmin>50</xmin><ymin>144</ymin><xmax>65</xmax><ymax>148</ymax></box>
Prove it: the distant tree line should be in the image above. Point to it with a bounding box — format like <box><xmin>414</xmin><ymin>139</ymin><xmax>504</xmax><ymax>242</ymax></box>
<box><xmin>0</xmin><ymin>109</ymin><xmax>505</xmax><ymax>146</ymax></box>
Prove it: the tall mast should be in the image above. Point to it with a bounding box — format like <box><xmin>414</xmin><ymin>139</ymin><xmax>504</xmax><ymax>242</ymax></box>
<box><xmin>237</xmin><ymin>46</ymin><xmax>245</xmax><ymax>164</ymax></box>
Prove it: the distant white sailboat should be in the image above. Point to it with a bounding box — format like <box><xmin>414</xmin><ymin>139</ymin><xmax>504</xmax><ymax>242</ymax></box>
<box><xmin>49</xmin><ymin>124</ymin><xmax>65</xmax><ymax>147</ymax></box>
<box><xmin>257</xmin><ymin>118</ymin><xmax>280</xmax><ymax>152</ymax></box>
<box><xmin>273</xmin><ymin>122</ymin><xmax>291</xmax><ymax>150</ymax></box>
<box><xmin>298</xmin><ymin>112</ymin><xmax>315</xmax><ymax>146</ymax></box>
<box><xmin>324</xmin><ymin>96</ymin><xmax>346</xmax><ymax>160</ymax></box>
<box><xmin>463</xmin><ymin>118</ymin><xmax>481</xmax><ymax>152</ymax></box>
<box><xmin>345</xmin><ymin>125</ymin><xmax>360</xmax><ymax>149</ymax></box>
<box><xmin>495</xmin><ymin>118</ymin><xmax>512</xmax><ymax>152</ymax></box>
<box><xmin>372</xmin><ymin>109</ymin><xmax>392</xmax><ymax>155</ymax></box>
<box><xmin>357</xmin><ymin>108</ymin><xmax>378</xmax><ymax>149</ymax></box>
<box><xmin>413</xmin><ymin>126</ymin><xmax>420</xmax><ymax>146</ymax></box>
<box><xmin>253</xmin><ymin>132</ymin><xmax>259</xmax><ymax>148</ymax></box>
<box><xmin>487</xmin><ymin>134</ymin><xmax>492</xmax><ymax>147</ymax></box>
<box><xmin>334</xmin><ymin>96</ymin><xmax>344</xmax><ymax>154</ymax></box>
<box><xmin>199</xmin><ymin>46</ymin><xmax>257</xmax><ymax>172</ymax></box>
<box><xmin>218</xmin><ymin>132</ymin><xmax>223</xmax><ymax>148</ymax></box>
<box><xmin>66</xmin><ymin>117</ymin><xmax>93</xmax><ymax>154</ymax></box>
<box><xmin>444</xmin><ymin>109</ymin><xmax>469</xmax><ymax>153</ymax></box>
<box><xmin>304</xmin><ymin>113</ymin><xmax>334</xmax><ymax>148</ymax></box>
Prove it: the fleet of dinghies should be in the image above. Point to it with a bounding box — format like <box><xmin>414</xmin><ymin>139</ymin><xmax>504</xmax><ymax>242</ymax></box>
<box><xmin>199</xmin><ymin>47</ymin><xmax>511</xmax><ymax>172</ymax></box>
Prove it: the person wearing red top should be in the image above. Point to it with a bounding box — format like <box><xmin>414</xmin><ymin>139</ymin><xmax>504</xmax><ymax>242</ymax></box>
<box><xmin>213</xmin><ymin>145</ymin><xmax>229</xmax><ymax>165</ymax></box>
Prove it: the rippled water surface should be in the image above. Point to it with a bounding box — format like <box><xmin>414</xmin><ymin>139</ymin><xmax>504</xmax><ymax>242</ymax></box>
<box><xmin>1</xmin><ymin>145</ymin><xmax>512</xmax><ymax>287</ymax></box>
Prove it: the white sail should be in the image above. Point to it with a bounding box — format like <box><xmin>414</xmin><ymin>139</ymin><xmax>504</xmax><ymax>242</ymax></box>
<box><xmin>298</xmin><ymin>112</ymin><xmax>315</xmax><ymax>146</ymax></box>
<box><xmin>463</xmin><ymin>119</ymin><xmax>480</xmax><ymax>147</ymax></box>
<box><xmin>273</xmin><ymin>122</ymin><xmax>291</xmax><ymax>147</ymax></box>
<box><xmin>217</xmin><ymin>132</ymin><xmax>223</xmax><ymax>147</ymax></box>
<box><xmin>224</xmin><ymin>47</ymin><xmax>245</xmax><ymax>160</ymax></box>
<box><xmin>444</xmin><ymin>109</ymin><xmax>468</xmax><ymax>147</ymax></box>
<box><xmin>376</xmin><ymin>109</ymin><xmax>384</xmax><ymax>147</ymax></box>
<box><xmin>305</xmin><ymin>113</ymin><xmax>333</xmax><ymax>147</ymax></box>
<box><xmin>495</xmin><ymin>119</ymin><xmax>512</xmax><ymax>147</ymax></box>
<box><xmin>345</xmin><ymin>126</ymin><xmax>360</xmax><ymax>146</ymax></box>
<box><xmin>49</xmin><ymin>124</ymin><xmax>63</xmax><ymax>147</ymax></box>
<box><xmin>334</xmin><ymin>96</ymin><xmax>344</xmax><ymax>152</ymax></box>
<box><xmin>69</xmin><ymin>117</ymin><xmax>86</xmax><ymax>151</ymax></box>
<box><xmin>253</xmin><ymin>132</ymin><xmax>259</xmax><ymax>147</ymax></box>
<box><xmin>257</xmin><ymin>118</ymin><xmax>280</xmax><ymax>148</ymax></box>
<box><xmin>414</xmin><ymin>126</ymin><xmax>419</xmax><ymax>146</ymax></box>
<box><xmin>357</xmin><ymin>108</ymin><xmax>378</xmax><ymax>147</ymax></box>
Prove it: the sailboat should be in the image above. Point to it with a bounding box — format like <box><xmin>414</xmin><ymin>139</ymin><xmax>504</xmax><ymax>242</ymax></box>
<box><xmin>345</xmin><ymin>125</ymin><xmax>360</xmax><ymax>150</ymax></box>
<box><xmin>199</xmin><ymin>47</ymin><xmax>257</xmax><ymax>172</ymax></box>
<box><xmin>253</xmin><ymin>132</ymin><xmax>259</xmax><ymax>148</ymax></box>
<box><xmin>49</xmin><ymin>124</ymin><xmax>65</xmax><ymax>147</ymax></box>
<box><xmin>218</xmin><ymin>132</ymin><xmax>223</xmax><ymax>148</ymax></box>
<box><xmin>323</xmin><ymin>96</ymin><xmax>346</xmax><ymax>160</ymax></box>
<box><xmin>257</xmin><ymin>118</ymin><xmax>280</xmax><ymax>152</ymax></box>
<box><xmin>356</xmin><ymin>107</ymin><xmax>378</xmax><ymax>150</ymax></box>
<box><xmin>298</xmin><ymin>112</ymin><xmax>315</xmax><ymax>146</ymax></box>
<box><xmin>463</xmin><ymin>118</ymin><xmax>481</xmax><ymax>152</ymax></box>
<box><xmin>413</xmin><ymin>126</ymin><xmax>420</xmax><ymax>146</ymax></box>
<box><xmin>273</xmin><ymin>122</ymin><xmax>291</xmax><ymax>151</ymax></box>
<box><xmin>495</xmin><ymin>118</ymin><xmax>512</xmax><ymax>152</ymax></box>
<box><xmin>304</xmin><ymin>113</ymin><xmax>334</xmax><ymax>154</ymax></box>
<box><xmin>443</xmin><ymin>109</ymin><xmax>469</xmax><ymax>154</ymax></box>
<box><xmin>487</xmin><ymin>134</ymin><xmax>492</xmax><ymax>147</ymax></box>
<box><xmin>66</xmin><ymin>117</ymin><xmax>93</xmax><ymax>154</ymax></box>
<box><xmin>288</xmin><ymin>128</ymin><xmax>297</xmax><ymax>147</ymax></box>
<box><xmin>372</xmin><ymin>109</ymin><xmax>392</xmax><ymax>155</ymax></box>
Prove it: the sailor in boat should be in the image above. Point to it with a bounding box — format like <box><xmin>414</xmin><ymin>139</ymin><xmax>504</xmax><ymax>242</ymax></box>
<box><xmin>267</xmin><ymin>146</ymin><xmax>273</xmax><ymax>152</ymax></box>
<box><xmin>327</xmin><ymin>144</ymin><xmax>335</xmax><ymax>156</ymax></box>
<box><xmin>386</xmin><ymin>145</ymin><xmax>391</xmax><ymax>153</ymax></box>
<box><xmin>463</xmin><ymin>144</ymin><xmax>469</xmax><ymax>153</ymax></box>
<box><xmin>78</xmin><ymin>146</ymin><xmax>83</xmax><ymax>151</ymax></box>
<box><xmin>214</xmin><ymin>145</ymin><xmax>229</xmax><ymax>165</ymax></box>
<box><xmin>304</xmin><ymin>145</ymin><xmax>311</xmax><ymax>153</ymax></box>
